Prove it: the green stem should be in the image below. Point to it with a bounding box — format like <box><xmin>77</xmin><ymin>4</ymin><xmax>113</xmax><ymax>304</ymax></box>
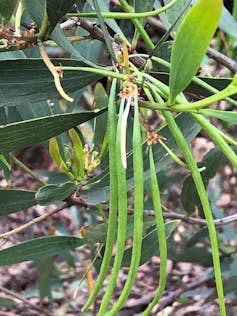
<box><xmin>118</xmin><ymin>0</ymin><xmax>154</xmax><ymax>50</ymax></box>
<box><xmin>162</xmin><ymin>111</ymin><xmax>226</xmax><ymax>316</ymax></box>
<box><xmin>107</xmin><ymin>91</ymin><xmax>144</xmax><ymax>315</ymax></box>
<box><xmin>61</xmin><ymin>66</ymin><xmax>126</xmax><ymax>81</ymax></box>
<box><xmin>67</xmin><ymin>0</ymin><xmax>178</xmax><ymax>19</ymax></box>
<box><xmin>97</xmin><ymin>98</ymin><xmax>128</xmax><ymax>315</ymax></box>
<box><xmin>82</xmin><ymin>79</ymin><xmax>118</xmax><ymax>311</ymax></box>
<box><xmin>142</xmin><ymin>146</ymin><xmax>167</xmax><ymax>316</ymax></box>
<box><xmin>172</xmin><ymin>85</ymin><xmax>237</xmax><ymax>111</ymax></box>
<box><xmin>9</xmin><ymin>153</ymin><xmax>46</xmax><ymax>185</ymax></box>
<box><xmin>192</xmin><ymin>113</ymin><xmax>237</xmax><ymax>169</ymax></box>
<box><xmin>159</xmin><ymin>139</ymin><xmax>187</xmax><ymax>168</ymax></box>
<box><xmin>130</xmin><ymin>54</ymin><xmax>237</xmax><ymax>106</ymax></box>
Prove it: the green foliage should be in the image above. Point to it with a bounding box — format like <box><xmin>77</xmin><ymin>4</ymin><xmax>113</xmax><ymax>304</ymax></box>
<box><xmin>0</xmin><ymin>1</ymin><xmax>237</xmax><ymax>315</ymax></box>
<box><xmin>169</xmin><ymin>0</ymin><xmax>223</xmax><ymax>102</ymax></box>
<box><xmin>0</xmin><ymin>0</ymin><xmax>17</xmax><ymax>26</ymax></box>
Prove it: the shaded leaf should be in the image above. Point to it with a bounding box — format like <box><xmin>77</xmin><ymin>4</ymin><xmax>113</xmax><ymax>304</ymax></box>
<box><xmin>169</xmin><ymin>0</ymin><xmax>223</xmax><ymax>102</ymax></box>
<box><xmin>181</xmin><ymin>147</ymin><xmax>222</xmax><ymax>215</ymax></box>
<box><xmin>84</xmin><ymin>216</ymin><xmax>158</xmax><ymax>244</ymax></box>
<box><xmin>23</xmin><ymin>0</ymin><xmax>45</xmax><ymax>27</ymax></box>
<box><xmin>0</xmin><ymin>110</ymin><xmax>105</xmax><ymax>153</ymax></box>
<box><xmin>0</xmin><ymin>59</ymin><xmax>102</xmax><ymax>106</ymax></box>
<box><xmin>155</xmin><ymin>0</ymin><xmax>191</xmax><ymax>32</ymax></box>
<box><xmin>0</xmin><ymin>236</ymin><xmax>84</xmax><ymax>266</ymax></box>
<box><xmin>36</xmin><ymin>182</ymin><xmax>77</xmax><ymax>205</ymax></box>
<box><xmin>121</xmin><ymin>220</ymin><xmax>180</xmax><ymax>267</ymax></box>
<box><xmin>46</xmin><ymin>0</ymin><xmax>75</xmax><ymax>37</ymax></box>
<box><xmin>219</xmin><ymin>6</ymin><xmax>237</xmax><ymax>39</ymax></box>
<box><xmin>0</xmin><ymin>189</ymin><xmax>36</xmax><ymax>216</ymax></box>
<box><xmin>153</xmin><ymin>72</ymin><xmax>237</xmax><ymax>100</ymax></box>
<box><xmin>0</xmin><ymin>0</ymin><xmax>17</xmax><ymax>26</ymax></box>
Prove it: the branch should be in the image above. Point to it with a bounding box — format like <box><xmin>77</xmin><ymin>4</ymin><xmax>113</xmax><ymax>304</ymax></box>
<box><xmin>0</xmin><ymin>203</ymin><xmax>67</xmax><ymax>241</ymax></box>
<box><xmin>146</xmin><ymin>16</ymin><xmax>237</xmax><ymax>73</ymax></box>
<box><xmin>123</xmin><ymin>274</ymin><xmax>212</xmax><ymax>312</ymax></box>
<box><xmin>0</xmin><ymin>285</ymin><xmax>54</xmax><ymax>316</ymax></box>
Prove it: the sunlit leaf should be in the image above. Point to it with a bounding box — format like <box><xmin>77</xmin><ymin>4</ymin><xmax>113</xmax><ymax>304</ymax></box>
<box><xmin>169</xmin><ymin>0</ymin><xmax>223</xmax><ymax>102</ymax></box>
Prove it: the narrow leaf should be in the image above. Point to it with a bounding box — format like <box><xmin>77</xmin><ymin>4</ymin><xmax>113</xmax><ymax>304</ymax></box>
<box><xmin>0</xmin><ymin>236</ymin><xmax>84</xmax><ymax>266</ymax></box>
<box><xmin>0</xmin><ymin>0</ymin><xmax>17</xmax><ymax>25</ymax></box>
<box><xmin>0</xmin><ymin>110</ymin><xmax>105</xmax><ymax>153</ymax></box>
<box><xmin>169</xmin><ymin>0</ymin><xmax>223</xmax><ymax>102</ymax></box>
<box><xmin>199</xmin><ymin>109</ymin><xmax>237</xmax><ymax>125</ymax></box>
<box><xmin>0</xmin><ymin>59</ymin><xmax>101</xmax><ymax>106</ymax></box>
<box><xmin>0</xmin><ymin>189</ymin><xmax>36</xmax><ymax>216</ymax></box>
<box><xmin>36</xmin><ymin>182</ymin><xmax>77</xmax><ymax>205</ymax></box>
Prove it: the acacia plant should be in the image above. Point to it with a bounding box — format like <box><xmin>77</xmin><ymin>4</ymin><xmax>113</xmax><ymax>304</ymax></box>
<box><xmin>0</xmin><ymin>0</ymin><xmax>237</xmax><ymax>315</ymax></box>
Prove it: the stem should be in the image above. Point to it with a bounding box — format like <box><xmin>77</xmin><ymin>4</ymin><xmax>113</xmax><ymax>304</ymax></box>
<box><xmin>172</xmin><ymin>85</ymin><xmax>237</xmax><ymax>111</ymax></box>
<box><xmin>9</xmin><ymin>153</ymin><xmax>45</xmax><ymax>185</ymax></box>
<box><xmin>162</xmin><ymin>111</ymin><xmax>226</xmax><ymax>316</ymax></box>
<box><xmin>118</xmin><ymin>0</ymin><xmax>154</xmax><ymax>50</ymax></box>
<box><xmin>60</xmin><ymin>66</ymin><xmax>126</xmax><ymax>81</ymax></box>
<box><xmin>82</xmin><ymin>80</ymin><xmax>118</xmax><ymax>311</ymax></box>
<box><xmin>130</xmin><ymin>54</ymin><xmax>237</xmax><ymax>106</ymax></box>
<box><xmin>67</xmin><ymin>0</ymin><xmax>178</xmax><ymax>19</ymax></box>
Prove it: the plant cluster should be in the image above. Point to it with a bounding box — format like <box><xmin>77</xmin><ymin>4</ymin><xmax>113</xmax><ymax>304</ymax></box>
<box><xmin>0</xmin><ymin>1</ymin><xmax>237</xmax><ymax>315</ymax></box>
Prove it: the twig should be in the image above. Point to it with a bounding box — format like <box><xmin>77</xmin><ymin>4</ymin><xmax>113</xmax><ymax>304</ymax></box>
<box><xmin>146</xmin><ymin>15</ymin><xmax>237</xmax><ymax>73</ymax></box>
<box><xmin>0</xmin><ymin>203</ymin><xmax>67</xmax><ymax>240</ymax></box>
<box><xmin>162</xmin><ymin>210</ymin><xmax>237</xmax><ymax>227</ymax></box>
<box><xmin>9</xmin><ymin>152</ymin><xmax>46</xmax><ymax>185</ymax></box>
<box><xmin>206</xmin><ymin>47</ymin><xmax>237</xmax><ymax>73</ymax></box>
<box><xmin>123</xmin><ymin>274</ymin><xmax>212</xmax><ymax>312</ymax></box>
<box><xmin>1</xmin><ymin>192</ymin><xmax>236</xmax><ymax>242</ymax></box>
<box><xmin>0</xmin><ymin>285</ymin><xmax>54</xmax><ymax>316</ymax></box>
<box><xmin>69</xmin><ymin>196</ymin><xmax>237</xmax><ymax>227</ymax></box>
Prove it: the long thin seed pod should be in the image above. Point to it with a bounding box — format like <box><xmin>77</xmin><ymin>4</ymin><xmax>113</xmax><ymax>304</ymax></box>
<box><xmin>107</xmin><ymin>90</ymin><xmax>144</xmax><ymax>315</ymax></box>
<box><xmin>82</xmin><ymin>79</ymin><xmax>118</xmax><ymax>311</ymax></box>
<box><xmin>142</xmin><ymin>146</ymin><xmax>167</xmax><ymax>315</ymax></box>
<box><xmin>97</xmin><ymin>98</ymin><xmax>128</xmax><ymax>315</ymax></box>
<box><xmin>162</xmin><ymin>111</ymin><xmax>226</xmax><ymax>316</ymax></box>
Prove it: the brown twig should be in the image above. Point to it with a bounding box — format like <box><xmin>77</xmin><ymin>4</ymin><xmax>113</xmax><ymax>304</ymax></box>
<box><xmin>1</xmin><ymin>193</ymin><xmax>236</xmax><ymax>242</ymax></box>
<box><xmin>146</xmin><ymin>15</ymin><xmax>237</xmax><ymax>73</ymax></box>
<box><xmin>0</xmin><ymin>203</ymin><xmax>67</xmax><ymax>241</ymax></box>
<box><xmin>0</xmin><ymin>285</ymin><xmax>54</xmax><ymax>316</ymax></box>
<box><xmin>123</xmin><ymin>274</ymin><xmax>212</xmax><ymax>312</ymax></box>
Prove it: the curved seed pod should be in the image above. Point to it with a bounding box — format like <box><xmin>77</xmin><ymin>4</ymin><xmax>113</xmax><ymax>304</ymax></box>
<box><xmin>97</xmin><ymin>97</ymin><xmax>128</xmax><ymax>315</ymax></box>
<box><xmin>82</xmin><ymin>79</ymin><xmax>118</xmax><ymax>311</ymax></box>
<box><xmin>169</xmin><ymin>0</ymin><xmax>223</xmax><ymax>103</ymax></box>
<box><xmin>142</xmin><ymin>146</ymin><xmax>167</xmax><ymax>316</ymax></box>
<box><xmin>107</xmin><ymin>89</ymin><xmax>144</xmax><ymax>315</ymax></box>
